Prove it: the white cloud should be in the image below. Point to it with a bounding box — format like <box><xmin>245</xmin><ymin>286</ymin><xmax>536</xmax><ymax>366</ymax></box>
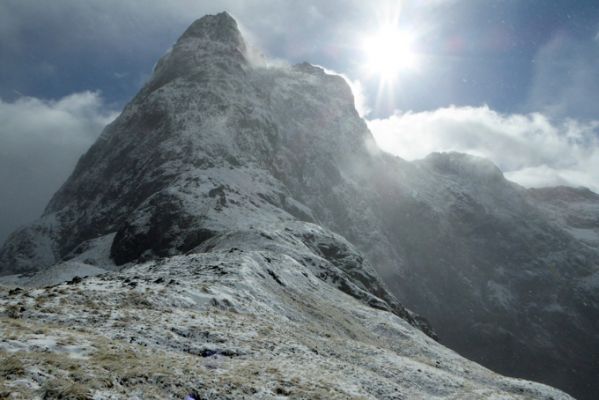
<box><xmin>366</xmin><ymin>105</ymin><xmax>599</xmax><ymax>192</ymax></box>
<box><xmin>0</xmin><ymin>92</ymin><xmax>117</xmax><ymax>244</ymax></box>
<box><xmin>344</xmin><ymin>76</ymin><xmax>371</xmax><ymax>118</ymax></box>
<box><xmin>505</xmin><ymin>166</ymin><xmax>580</xmax><ymax>189</ymax></box>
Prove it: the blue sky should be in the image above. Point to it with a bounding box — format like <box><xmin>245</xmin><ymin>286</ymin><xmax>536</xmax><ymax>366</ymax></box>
<box><xmin>2</xmin><ymin>0</ymin><xmax>599</xmax><ymax>116</ymax></box>
<box><xmin>1</xmin><ymin>0</ymin><xmax>599</xmax><ymax>244</ymax></box>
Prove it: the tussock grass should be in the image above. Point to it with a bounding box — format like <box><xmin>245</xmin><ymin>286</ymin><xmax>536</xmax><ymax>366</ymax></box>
<box><xmin>123</xmin><ymin>292</ymin><xmax>153</xmax><ymax>308</ymax></box>
<box><xmin>5</xmin><ymin>304</ymin><xmax>22</xmax><ymax>319</ymax></box>
<box><xmin>0</xmin><ymin>352</ymin><xmax>25</xmax><ymax>378</ymax></box>
<box><xmin>41</xmin><ymin>379</ymin><xmax>92</xmax><ymax>400</ymax></box>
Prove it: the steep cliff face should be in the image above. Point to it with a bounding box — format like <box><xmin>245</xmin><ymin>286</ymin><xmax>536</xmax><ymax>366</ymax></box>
<box><xmin>1</xmin><ymin>11</ymin><xmax>598</xmax><ymax>399</ymax></box>
<box><xmin>1</xmin><ymin>12</ymin><xmax>386</xmax><ymax>275</ymax></box>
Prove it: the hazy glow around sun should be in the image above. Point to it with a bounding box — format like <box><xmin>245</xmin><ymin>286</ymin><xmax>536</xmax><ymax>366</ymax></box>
<box><xmin>362</xmin><ymin>25</ymin><xmax>419</xmax><ymax>84</ymax></box>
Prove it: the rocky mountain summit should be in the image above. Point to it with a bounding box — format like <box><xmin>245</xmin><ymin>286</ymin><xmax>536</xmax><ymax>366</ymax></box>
<box><xmin>1</xmin><ymin>11</ymin><xmax>597</xmax><ymax>399</ymax></box>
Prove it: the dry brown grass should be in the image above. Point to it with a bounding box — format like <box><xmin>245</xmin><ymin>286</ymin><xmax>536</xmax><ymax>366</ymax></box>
<box><xmin>41</xmin><ymin>379</ymin><xmax>92</xmax><ymax>400</ymax></box>
<box><xmin>122</xmin><ymin>291</ymin><xmax>153</xmax><ymax>309</ymax></box>
<box><xmin>0</xmin><ymin>353</ymin><xmax>25</xmax><ymax>378</ymax></box>
<box><xmin>5</xmin><ymin>304</ymin><xmax>22</xmax><ymax>319</ymax></box>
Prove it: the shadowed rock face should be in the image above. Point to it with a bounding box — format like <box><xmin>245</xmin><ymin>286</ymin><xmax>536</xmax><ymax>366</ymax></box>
<box><xmin>378</xmin><ymin>156</ymin><xmax>599</xmax><ymax>398</ymax></box>
<box><xmin>1</xmin><ymin>11</ymin><xmax>598</xmax><ymax>399</ymax></box>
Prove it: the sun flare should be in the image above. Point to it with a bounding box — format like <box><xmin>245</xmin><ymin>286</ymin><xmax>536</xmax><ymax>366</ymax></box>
<box><xmin>362</xmin><ymin>26</ymin><xmax>419</xmax><ymax>84</ymax></box>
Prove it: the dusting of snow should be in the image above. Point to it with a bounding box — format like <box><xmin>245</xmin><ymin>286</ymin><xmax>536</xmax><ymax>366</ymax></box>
<box><xmin>0</xmin><ymin>229</ymin><xmax>573</xmax><ymax>398</ymax></box>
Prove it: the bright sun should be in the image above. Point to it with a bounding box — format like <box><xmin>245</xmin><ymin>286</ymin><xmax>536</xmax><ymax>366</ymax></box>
<box><xmin>362</xmin><ymin>26</ymin><xmax>419</xmax><ymax>84</ymax></box>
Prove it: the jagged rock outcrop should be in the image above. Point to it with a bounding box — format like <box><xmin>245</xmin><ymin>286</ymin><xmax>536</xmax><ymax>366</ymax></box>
<box><xmin>1</xmin><ymin>11</ymin><xmax>598</xmax><ymax>399</ymax></box>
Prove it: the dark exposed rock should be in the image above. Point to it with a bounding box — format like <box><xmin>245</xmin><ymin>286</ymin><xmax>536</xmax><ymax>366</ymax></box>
<box><xmin>66</xmin><ymin>276</ymin><xmax>82</xmax><ymax>285</ymax></box>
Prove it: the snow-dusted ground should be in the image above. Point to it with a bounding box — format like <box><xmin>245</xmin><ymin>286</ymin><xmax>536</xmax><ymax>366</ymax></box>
<box><xmin>0</xmin><ymin>224</ymin><xmax>572</xmax><ymax>399</ymax></box>
<box><xmin>0</xmin><ymin>262</ymin><xmax>108</xmax><ymax>289</ymax></box>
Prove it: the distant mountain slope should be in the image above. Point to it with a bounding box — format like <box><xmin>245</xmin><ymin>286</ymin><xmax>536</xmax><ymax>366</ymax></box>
<box><xmin>529</xmin><ymin>186</ymin><xmax>599</xmax><ymax>246</ymax></box>
<box><xmin>378</xmin><ymin>153</ymin><xmax>599</xmax><ymax>398</ymax></box>
<box><xmin>1</xmin><ymin>11</ymin><xmax>597</xmax><ymax>399</ymax></box>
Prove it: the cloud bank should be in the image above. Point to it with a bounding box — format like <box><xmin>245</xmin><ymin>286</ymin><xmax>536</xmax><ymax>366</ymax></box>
<box><xmin>367</xmin><ymin>106</ymin><xmax>599</xmax><ymax>192</ymax></box>
<box><xmin>0</xmin><ymin>92</ymin><xmax>117</xmax><ymax>245</ymax></box>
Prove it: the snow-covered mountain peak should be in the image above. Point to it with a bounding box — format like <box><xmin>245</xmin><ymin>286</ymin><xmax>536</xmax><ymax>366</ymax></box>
<box><xmin>420</xmin><ymin>151</ymin><xmax>505</xmax><ymax>182</ymax></box>
<box><xmin>146</xmin><ymin>12</ymin><xmax>247</xmax><ymax>96</ymax></box>
<box><xmin>180</xmin><ymin>12</ymin><xmax>242</xmax><ymax>46</ymax></box>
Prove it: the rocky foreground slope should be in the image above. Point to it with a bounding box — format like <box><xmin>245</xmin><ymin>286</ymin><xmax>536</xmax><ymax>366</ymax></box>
<box><xmin>1</xmin><ymin>11</ymin><xmax>597</xmax><ymax>399</ymax></box>
<box><xmin>1</xmin><ymin>223</ymin><xmax>571</xmax><ymax>399</ymax></box>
